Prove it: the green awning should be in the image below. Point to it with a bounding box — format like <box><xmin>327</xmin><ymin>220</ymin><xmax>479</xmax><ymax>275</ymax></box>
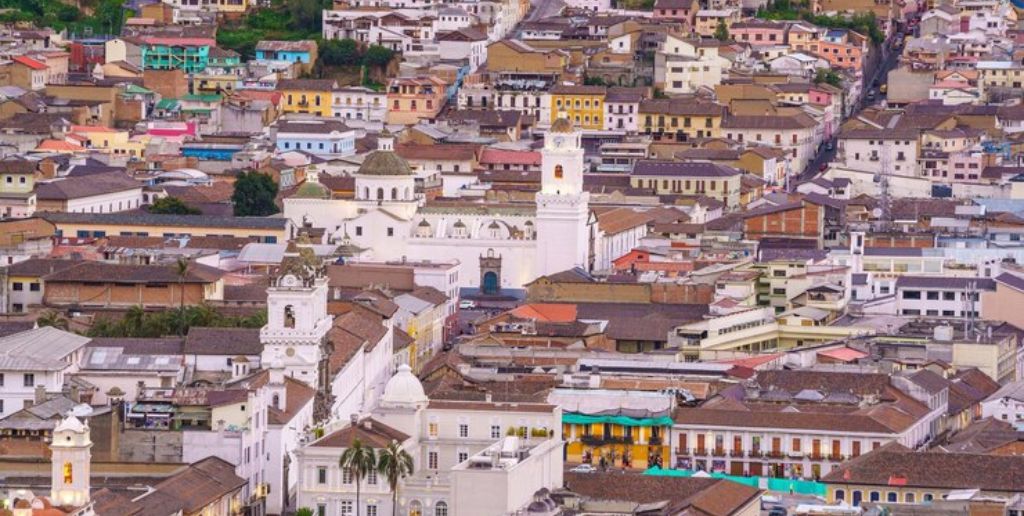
<box><xmin>643</xmin><ymin>467</ymin><xmax>826</xmax><ymax>496</ymax></box>
<box><xmin>563</xmin><ymin>414</ymin><xmax>674</xmax><ymax>427</ymax></box>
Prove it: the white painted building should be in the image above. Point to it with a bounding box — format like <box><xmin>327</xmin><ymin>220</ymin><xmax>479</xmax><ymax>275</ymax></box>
<box><xmin>894</xmin><ymin>276</ymin><xmax>996</xmax><ymax>318</ymax></box>
<box><xmin>295</xmin><ymin>365</ymin><xmax>562</xmax><ymax>516</ymax></box>
<box><xmin>981</xmin><ymin>380</ymin><xmax>1024</xmax><ymax>423</ymax></box>
<box><xmin>283</xmin><ymin>120</ymin><xmax>593</xmax><ymax>292</ymax></box>
<box><xmin>0</xmin><ymin>327</ymin><xmax>89</xmax><ymax>418</ymax></box>
<box><xmin>837</xmin><ymin>129</ymin><xmax>922</xmax><ymax>178</ymax></box>
<box><xmin>331</xmin><ymin>87</ymin><xmax>388</xmax><ymax>122</ymax></box>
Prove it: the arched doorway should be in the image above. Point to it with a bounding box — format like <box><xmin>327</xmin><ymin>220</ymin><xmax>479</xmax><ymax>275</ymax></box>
<box><xmin>482</xmin><ymin>271</ymin><xmax>499</xmax><ymax>295</ymax></box>
<box><xmin>852</xmin><ymin>491</ymin><xmax>863</xmax><ymax>506</ymax></box>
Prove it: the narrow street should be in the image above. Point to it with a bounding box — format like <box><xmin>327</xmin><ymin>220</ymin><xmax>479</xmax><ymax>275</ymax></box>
<box><xmin>522</xmin><ymin>0</ymin><xmax>566</xmax><ymax>26</ymax></box>
<box><xmin>793</xmin><ymin>34</ymin><xmax>904</xmax><ymax>186</ymax></box>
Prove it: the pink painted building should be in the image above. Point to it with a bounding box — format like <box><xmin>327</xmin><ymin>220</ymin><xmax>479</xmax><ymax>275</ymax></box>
<box><xmin>730</xmin><ymin>20</ymin><xmax>789</xmax><ymax>47</ymax></box>
<box><xmin>653</xmin><ymin>0</ymin><xmax>696</xmax><ymax>26</ymax></box>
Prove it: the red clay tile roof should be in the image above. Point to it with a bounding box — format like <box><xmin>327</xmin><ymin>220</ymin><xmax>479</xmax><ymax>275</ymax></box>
<box><xmin>508</xmin><ymin>303</ymin><xmax>578</xmax><ymax>322</ymax></box>
<box><xmin>312</xmin><ymin>418</ymin><xmax>409</xmax><ymax>448</ymax></box>
<box><xmin>823</xmin><ymin>443</ymin><xmax>1024</xmax><ymax>491</ymax></box>
<box><xmin>479</xmin><ymin>148</ymin><xmax>542</xmax><ymax>166</ymax></box>
<box><xmin>268</xmin><ymin>376</ymin><xmax>316</xmax><ymax>425</ymax></box>
<box><xmin>12</xmin><ymin>55</ymin><xmax>47</xmax><ymax>70</ymax></box>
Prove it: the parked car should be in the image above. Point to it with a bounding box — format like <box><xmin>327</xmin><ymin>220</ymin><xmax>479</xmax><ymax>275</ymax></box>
<box><xmin>458</xmin><ymin>299</ymin><xmax>477</xmax><ymax>310</ymax></box>
<box><xmin>570</xmin><ymin>464</ymin><xmax>598</xmax><ymax>473</ymax></box>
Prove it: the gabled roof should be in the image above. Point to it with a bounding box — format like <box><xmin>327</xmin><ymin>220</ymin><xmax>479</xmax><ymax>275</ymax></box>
<box><xmin>11</xmin><ymin>55</ymin><xmax>47</xmax><ymax>70</ymax></box>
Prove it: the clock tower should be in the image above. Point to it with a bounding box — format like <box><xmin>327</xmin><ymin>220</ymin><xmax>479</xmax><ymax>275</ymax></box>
<box><xmin>535</xmin><ymin>117</ymin><xmax>591</xmax><ymax>278</ymax></box>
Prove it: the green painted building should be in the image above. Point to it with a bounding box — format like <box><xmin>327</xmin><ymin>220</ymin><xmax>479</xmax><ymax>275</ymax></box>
<box><xmin>139</xmin><ymin>38</ymin><xmax>212</xmax><ymax>74</ymax></box>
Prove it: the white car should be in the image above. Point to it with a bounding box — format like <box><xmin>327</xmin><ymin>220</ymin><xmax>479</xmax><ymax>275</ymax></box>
<box><xmin>569</xmin><ymin>464</ymin><xmax>597</xmax><ymax>473</ymax></box>
<box><xmin>458</xmin><ymin>300</ymin><xmax>476</xmax><ymax>310</ymax></box>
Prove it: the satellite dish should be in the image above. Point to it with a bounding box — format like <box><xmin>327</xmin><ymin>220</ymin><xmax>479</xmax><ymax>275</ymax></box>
<box><xmin>871</xmin><ymin>208</ymin><xmax>883</xmax><ymax>218</ymax></box>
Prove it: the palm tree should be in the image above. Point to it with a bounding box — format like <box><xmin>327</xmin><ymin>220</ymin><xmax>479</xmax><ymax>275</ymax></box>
<box><xmin>340</xmin><ymin>438</ymin><xmax>378</xmax><ymax>516</ymax></box>
<box><xmin>123</xmin><ymin>305</ymin><xmax>146</xmax><ymax>337</ymax></box>
<box><xmin>36</xmin><ymin>311</ymin><xmax>69</xmax><ymax>330</ymax></box>
<box><xmin>377</xmin><ymin>440</ymin><xmax>414</xmax><ymax>516</ymax></box>
<box><xmin>175</xmin><ymin>258</ymin><xmax>189</xmax><ymax>337</ymax></box>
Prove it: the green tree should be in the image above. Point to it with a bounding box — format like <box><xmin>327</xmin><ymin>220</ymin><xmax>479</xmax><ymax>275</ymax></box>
<box><xmin>377</xmin><ymin>441</ymin><xmax>414</xmax><ymax>516</ymax></box>
<box><xmin>340</xmin><ymin>438</ymin><xmax>378</xmax><ymax>516</ymax></box>
<box><xmin>362</xmin><ymin>45</ymin><xmax>394</xmax><ymax>69</ymax></box>
<box><xmin>295</xmin><ymin>509</ymin><xmax>315</xmax><ymax>516</ymax></box>
<box><xmin>583</xmin><ymin>75</ymin><xmax>608</xmax><ymax>86</ymax></box>
<box><xmin>232</xmin><ymin>171</ymin><xmax>279</xmax><ymax>216</ymax></box>
<box><xmin>321</xmin><ymin>38</ymin><xmax>362</xmax><ymax>66</ymax></box>
<box><xmin>36</xmin><ymin>311</ymin><xmax>69</xmax><ymax>330</ymax></box>
<box><xmin>714</xmin><ymin>20</ymin><xmax>730</xmax><ymax>41</ymax></box>
<box><xmin>285</xmin><ymin>0</ymin><xmax>327</xmax><ymax>32</ymax></box>
<box><xmin>148</xmin><ymin>197</ymin><xmax>201</xmax><ymax>215</ymax></box>
<box><xmin>814</xmin><ymin>68</ymin><xmax>842</xmax><ymax>88</ymax></box>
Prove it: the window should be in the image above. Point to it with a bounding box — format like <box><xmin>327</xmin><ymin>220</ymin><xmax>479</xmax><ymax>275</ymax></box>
<box><xmin>355</xmin><ymin>226</ymin><xmax>363</xmax><ymax>236</ymax></box>
<box><xmin>340</xmin><ymin>501</ymin><xmax>353</xmax><ymax>515</ymax></box>
<box><xmin>435</xmin><ymin>502</ymin><xmax>448</xmax><ymax>516</ymax></box>
<box><xmin>459</xmin><ymin>424</ymin><xmax>468</xmax><ymax>438</ymax></box>
<box><xmin>428</xmin><ymin>422</ymin><xmax>438</xmax><ymax>437</ymax></box>
<box><xmin>366</xmin><ymin>505</ymin><xmax>377</xmax><ymax>516</ymax></box>
<box><xmin>554</xmin><ymin>165</ymin><xmax>563</xmax><ymax>179</ymax></box>
<box><xmin>428</xmin><ymin>451</ymin><xmax>438</xmax><ymax>469</ymax></box>
<box><xmin>317</xmin><ymin>504</ymin><xmax>326</xmax><ymax>516</ymax></box>
<box><xmin>902</xmin><ymin>290</ymin><xmax>921</xmax><ymax>299</ymax></box>
<box><xmin>317</xmin><ymin>467</ymin><xmax>327</xmax><ymax>484</ymax></box>
<box><xmin>887</xmin><ymin>492</ymin><xmax>898</xmax><ymax>502</ymax></box>
<box><xmin>870</xmin><ymin>492</ymin><xmax>880</xmax><ymax>502</ymax></box>
<box><xmin>342</xmin><ymin>468</ymin><xmax>353</xmax><ymax>484</ymax></box>
<box><xmin>0</xmin><ymin>374</ymin><xmax>4</xmax><ymax>387</ymax></box>
<box><xmin>491</xmin><ymin>425</ymin><xmax>501</xmax><ymax>439</ymax></box>
<box><xmin>23</xmin><ymin>373</ymin><xmax>34</xmax><ymax>387</ymax></box>
<box><xmin>367</xmin><ymin>470</ymin><xmax>377</xmax><ymax>485</ymax></box>
<box><xmin>926</xmin><ymin>291</ymin><xmax>939</xmax><ymax>300</ymax></box>
<box><xmin>387</xmin><ymin>227</ymin><xmax>394</xmax><ymax>237</ymax></box>
<box><xmin>457</xmin><ymin>451</ymin><xmax>468</xmax><ymax>463</ymax></box>
<box><xmin>11</xmin><ymin>282</ymin><xmax>22</xmax><ymax>291</ymax></box>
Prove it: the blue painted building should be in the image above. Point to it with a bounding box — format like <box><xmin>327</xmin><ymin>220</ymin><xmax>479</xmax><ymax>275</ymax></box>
<box><xmin>255</xmin><ymin>40</ymin><xmax>318</xmax><ymax>64</ymax></box>
<box><xmin>182</xmin><ymin>143</ymin><xmax>242</xmax><ymax>161</ymax></box>
<box><xmin>274</xmin><ymin>119</ymin><xmax>356</xmax><ymax>158</ymax></box>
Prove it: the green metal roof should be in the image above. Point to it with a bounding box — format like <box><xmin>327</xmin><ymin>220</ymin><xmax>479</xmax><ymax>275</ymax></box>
<box><xmin>124</xmin><ymin>84</ymin><xmax>154</xmax><ymax>95</ymax></box>
<box><xmin>181</xmin><ymin>94</ymin><xmax>222</xmax><ymax>103</ymax></box>
<box><xmin>155</xmin><ymin>98</ymin><xmax>179</xmax><ymax>110</ymax></box>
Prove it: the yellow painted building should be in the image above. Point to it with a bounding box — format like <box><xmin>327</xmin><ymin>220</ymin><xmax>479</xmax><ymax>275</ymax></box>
<box><xmin>277</xmin><ymin>78</ymin><xmax>338</xmax><ymax>117</ymax></box>
<box><xmin>549</xmin><ymin>84</ymin><xmax>606</xmax><ymax>130</ymax></box>
<box><xmin>69</xmin><ymin>125</ymin><xmax>148</xmax><ymax>159</ymax></box>
<box><xmin>41</xmin><ymin>212</ymin><xmax>289</xmax><ymax>243</ymax></box>
<box><xmin>563</xmin><ymin>415</ymin><xmax>671</xmax><ymax>470</ymax></box>
<box><xmin>638</xmin><ymin>99</ymin><xmax>726</xmax><ymax>140</ymax></box>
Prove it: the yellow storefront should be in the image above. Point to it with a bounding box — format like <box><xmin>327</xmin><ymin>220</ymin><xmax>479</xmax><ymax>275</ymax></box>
<box><xmin>563</xmin><ymin>414</ymin><xmax>671</xmax><ymax>470</ymax></box>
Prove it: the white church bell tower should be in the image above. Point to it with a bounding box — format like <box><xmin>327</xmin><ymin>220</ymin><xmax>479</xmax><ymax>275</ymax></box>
<box><xmin>535</xmin><ymin>117</ymin><xmax>590</xmax><ymax>277</ymax></box>
<box><xmin>50</xmin><ymin>415</ymin><xmax>91</xmax><ymax>508</ymax></box>
<box><xmin>260</xmin><ymin>244</ymin><xmax>333</xmax><ymax>391</ymax></box>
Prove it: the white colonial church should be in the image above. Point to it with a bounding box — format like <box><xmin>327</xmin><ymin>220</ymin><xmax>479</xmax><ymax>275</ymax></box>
<box><xmin>283</xmin><ymin>119</ymin><xmax>594</xmax><ymax>292</ymax></box>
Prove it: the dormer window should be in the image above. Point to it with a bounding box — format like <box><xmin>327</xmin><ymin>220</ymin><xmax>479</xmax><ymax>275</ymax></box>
<box><xmin>555</xmin><ymin>165</ymin><xmax>564</xmax><ymax>179</ymax></box>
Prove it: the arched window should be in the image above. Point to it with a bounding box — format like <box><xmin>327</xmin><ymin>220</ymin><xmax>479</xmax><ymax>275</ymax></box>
<box><xmin>409</xmin><ymin>500</ymin><xmax>423</xmax><ymax>516</ymax></box>
<box><xmin>435</xmin><ymin>501</ymin><xmax>448</xmax><ymax>516</ymax></box>
<box><xmin>272</xmin><ymin>394</ymin><xmax>280</xmax><ymax>409</ymax></box>
<box><xmin>284</xmin><ymin>305</ymin><xmax>295</xmax><ymax>329</ymax></box>
<box><xmin>554</xmin><ymin>165</ymin><xmax>563</xmax><ymax>179</ymax></box>
<box><xmin>63</xmin><ymin>462</ymin><xmax>73</xmax><ymax>484</ymax></box>
<box><xmin>391</xmin><ymin>187</ymin><xmax>398</xmax><ymax>200</ymax></box>
<box><xmin>887</xmin><ymin>492</ymin><xmax>897</xmax><ymax>503</ymax></box>
<box><xmin>363</xmin><ymin>187</ymin><xmax>369</xmax><ymax>199</ymax></box>
<box><xmin>905</xmin><ymin>493</ymin><xmax>915</xmax><ymax>503</ymax></box>
<box><xmin>377</xmin><ymin>188</ymin><xmax>384</xmax><ymax>200</ymax></box>
<box><xmin>835</xmin><ymin>490</ymin><xmax>845</xmax><ymax>502</ymax></box>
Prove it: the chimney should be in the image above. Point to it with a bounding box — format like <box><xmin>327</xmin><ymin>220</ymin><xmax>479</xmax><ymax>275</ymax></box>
<box><xmin>350</xmin><ymin>413</ymin><xmax>359</xmax><ymax>426</ymax></box>
<box><xmin>34</xmin><ymin>385</ymin><xmax>47</xmax><ymax>405</ymax></box>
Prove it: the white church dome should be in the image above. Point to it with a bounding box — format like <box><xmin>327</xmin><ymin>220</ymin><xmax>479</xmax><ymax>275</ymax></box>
<box><xmin>382</xmin><ymin>364</ymin><xmax>427</xmax><ymax>406</ymax></box>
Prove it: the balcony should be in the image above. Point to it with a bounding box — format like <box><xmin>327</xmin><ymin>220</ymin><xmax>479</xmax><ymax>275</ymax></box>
<box><xmin>869</xmin><ymin>155</ymin><xmax>879</xmax><ymax>161</ymax></box>
<box><xmin>695</xmin><ymin>448</ymin><xmax>707</xmax><ymax>456</ymax></box>
<box><xmin>580</xmin><ymin>435</ymin><xmax>634</xmax><ymax>446</ymax></box>
<box><xmin>675</xmin><ymin>447</ymin><xmax>691</xmax><ymax>455</ymax></box>
<box><xmin>828</xmin><ymin>454</ymin><xmax>846</xmax><ymax>461</ymax></box>
<box><xmin>729</xmin><ymin>449</ymin><xmax>744</xmax><ymax>457</ymax></box>
<box><xmin>788</xmin><ymin>451</ymin><xmax>805</xmax><ymax>458</ymax></box>
<box><xmin>749</xmin><ymin>450</ymin><xmax>764</xmax><ymax>458</ymax></box>
<box><xmin>766</xmin><ymin>451</ymin><xmax>784</xmax><ymax>459</ymax></box>
<box><xmin>712</xmin><ymin>448</ymin><xmax>727</xmax><ymax>457</ymax></box>
<box><xmin>809</xmin><ymin>454</ymin><xmax>824</xmax><ymax>461</ymax></box>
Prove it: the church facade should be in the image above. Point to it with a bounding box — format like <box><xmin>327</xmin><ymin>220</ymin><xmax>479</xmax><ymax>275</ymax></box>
<box><xmin>283</xmin><ymin>120</ymin><xmax>594</xmax><ymax>293</ymax></box>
